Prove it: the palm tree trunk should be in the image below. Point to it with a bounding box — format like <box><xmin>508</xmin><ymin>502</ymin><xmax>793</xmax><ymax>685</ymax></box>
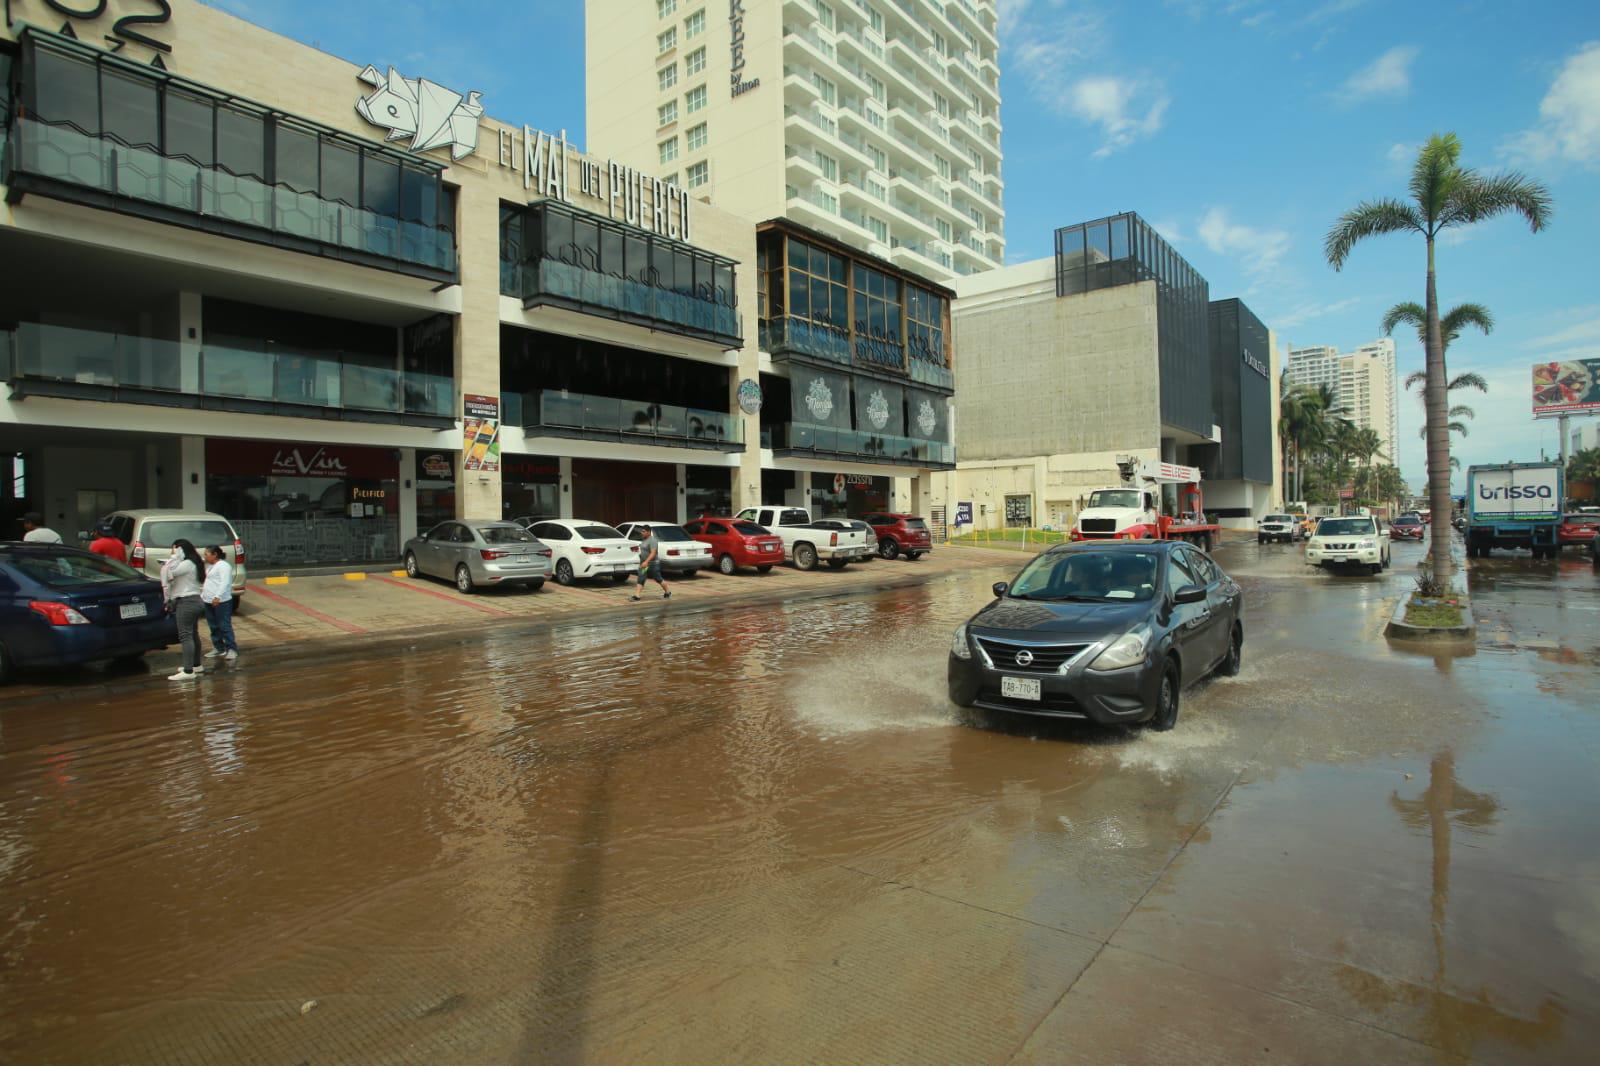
<box><xmin>1424</xmin><ymin>239</ymin><xmax>1452</xmax><ymax>584</ymax></box>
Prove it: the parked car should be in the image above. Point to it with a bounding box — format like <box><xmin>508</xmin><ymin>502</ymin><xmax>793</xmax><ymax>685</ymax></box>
<box><xmin>811</xmin><ymin>518</ymin><xmax>878</xmax><ymax>560</ymax></box>
<box><xmin>683</xmin><ymin>517</ymin><xmax>784</xmax><ymax>575</ymax></box>
<box><xmin>527</xmin><ymin>519</ymin><xmax>638</xmax><ymax>586</ymax></box>
<box><xmin>99</xmin><ymin>509</ymin><xmax>248</xmax><ymax>608</ymax></box>
<box><xmin>735</xmin><ymin>506</ymin><xmax>873</xmax><ymax>570</ymax></box>
<box><xmin>402</xmin><ymin>520</ymin><xmax>552</xmax><ymax>593</ymax></box>
<box><xmin>616</xmin><ymin>522</ymin><xmax>715</xmax><ymax>576</ymax></box>
<box><xmin>1305</xmin><ymin>515</ymin><xmax>1391</xmax><ymax>575</ymax></box>
<box><xmin>1557</xmin><ymin>513</ymin><xmax>1600</xmax><ymax>549</ymax></box>
<box><xmin>861</xmin><ymin>512</ymin><xmax>933</xmax><ymax>560</ymax></box>
<box><xmin>1256</xmin><ymin>513</ymin><xmax>1300</xmax><ymax>544</ymax></box>
<box><xmin>1390</xmin><ymin>514</ymin><xmax>1426</xmax><ymax>541</ymax></box>
<box><xmin>0</xmin><ymin>543</ymin><xmax>177</xmax><ymax>682</ymax></box>
<box><xmin>947</xmin><ymin>541</ymin><xmax>1242</xmax><ymax>731</ymax></box>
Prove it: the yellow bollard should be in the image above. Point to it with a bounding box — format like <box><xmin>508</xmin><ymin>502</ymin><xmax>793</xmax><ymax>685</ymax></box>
<box><xmin>264</xmin><ymin>575</ymin><xmax>290</xmax><ymax>586</ymax></box>
<box><xmin>343</xmin><ymin>572</ymin><xmax>367</xmax><ymax>581</ymax></box>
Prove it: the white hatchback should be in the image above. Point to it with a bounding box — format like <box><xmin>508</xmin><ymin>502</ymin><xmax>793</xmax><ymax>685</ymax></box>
<box><xmin>528</xmin><ymin>519</ymin><xmax>639</xmax><ymax>586</ymax></box>
<box><xmin>1306</xmin><ymin>516</ymin><xmax>1390</xmax><ymax>575</ymax></box>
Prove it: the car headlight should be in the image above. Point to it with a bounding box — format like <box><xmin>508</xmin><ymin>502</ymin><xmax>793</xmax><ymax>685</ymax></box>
<box><xmin>1359</xmin><ymin>539</ymin><xmax>1376</xmax><ymax>548</ymax></box>
<box><xmin>1089</xmin><ymin>625</ymin><xmax>1150</xmax><ymax>672</ymax></box>
<box><xmin>951</xmin><ymin>622</ymin><xmax>972</xmax><ymax>660</ymax></box>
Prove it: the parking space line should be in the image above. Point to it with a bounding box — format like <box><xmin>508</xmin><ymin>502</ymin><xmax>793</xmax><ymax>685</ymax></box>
<box><xmin>247</xmin><ymin>583</ymin><xmax>368</xmax><ymax>635</ymax></box>
<box><xmin>371</xmin><ymin>575</ymin><xmax>517</xmax><ymax>617</ymax></box>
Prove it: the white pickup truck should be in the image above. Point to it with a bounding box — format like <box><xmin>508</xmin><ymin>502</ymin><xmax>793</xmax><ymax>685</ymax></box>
<box><xmin>736</xmin><ymin>506</ymin><xmax>873</xmax><ymax>571</ymax></box>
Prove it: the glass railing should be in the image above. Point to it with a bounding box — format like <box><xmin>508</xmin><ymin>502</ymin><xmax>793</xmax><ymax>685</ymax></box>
<box><xmin>1</xmin><ymin>322</ymin><xmax>451</xmax><ymax>417</ymax></box>
<box><xmin>909</xmin><ymin>358</ymin><xmax>956</xmax><ymax>390</ymax></box>
<box><xmin>522</xmin><ymin>259</ymin><xmax>741</xmax><ymax>343</ymax></box>
<box><xmin>854</xmin><ymin>335</ymin><xmax>905</xmax><ymax>370</ymax></box>
<box><xmin>759</xmin><ymin>316</ymin><xmax>853</xmax><ymax>366</ymax></box>
<box><xmin>7</xmin><ymin>118</ymin><xmax>456</xmax><ymax>274</ymax></box>
<box><xmin>776</xmin><ymin>422</ymin><xmax>955</xmax><ymax>465</ymax></box>
<box><xmin>514</xmin><ymin>389</ymin><xmax>741</xmax><ymax>446</ymax></box>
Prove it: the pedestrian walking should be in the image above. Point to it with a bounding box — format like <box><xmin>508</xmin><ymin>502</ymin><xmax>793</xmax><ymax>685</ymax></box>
<box><xmin>20</xmin><ymin>512</ymin><xmax>62</xmax><ymax>544</ymax></box>
<box><xmin>161</xmin><ymin>539</ymin><xmax>206</xmax><ymax>682</ymax></box>
<box><xmin>88</xmin><ymin>524</ymin><xmax>127</xmax><ymax>563</ymax></box>
<box><xmin>201</xmin><ymin>545</ymin><xmax>239</xmax><ymax>662</ymax></box>
<box><xmin>631</xmin><ymin>524</ymin><xmax>671</xmax><ymax>602</ymax></box>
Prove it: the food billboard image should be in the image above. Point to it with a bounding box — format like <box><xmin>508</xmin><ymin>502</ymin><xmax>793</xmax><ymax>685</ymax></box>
<box><xmin>1532</xmin><ymin>359</ymin><xmax>1600</xmax><ymax>416</ymax></box>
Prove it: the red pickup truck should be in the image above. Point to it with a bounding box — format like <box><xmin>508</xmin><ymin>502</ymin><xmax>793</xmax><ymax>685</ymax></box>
<box><xmin>861</xmin><ymin>512</ymin><xmax>932</xmax><ymax>561</ymax></box>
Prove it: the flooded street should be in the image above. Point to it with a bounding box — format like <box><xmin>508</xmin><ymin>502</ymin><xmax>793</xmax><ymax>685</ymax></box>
<box><xmin>2</xmin><ymin>539</ymin><xmax>1598</xmax><ymax>1063</ymax></box>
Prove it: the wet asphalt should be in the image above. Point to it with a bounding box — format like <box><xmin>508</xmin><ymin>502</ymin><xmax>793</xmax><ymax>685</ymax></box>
<box><xmin>0</xmin><ymin>536</ymin><xmax>1596</xmax><ymax>1063</ymax></box>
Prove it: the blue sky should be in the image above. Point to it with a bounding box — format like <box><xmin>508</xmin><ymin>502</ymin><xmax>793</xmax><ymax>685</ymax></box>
<box><xmin>210</xmin><ymin>0</ymin><xmax>1600</xmax><ymax>490</ymax></box>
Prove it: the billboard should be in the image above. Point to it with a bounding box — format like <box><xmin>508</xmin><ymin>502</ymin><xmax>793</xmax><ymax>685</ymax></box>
<box><xmin>1532</xmin><ymin>359</ymin><xmax>1600</xmax><ymax>416</ymax></box>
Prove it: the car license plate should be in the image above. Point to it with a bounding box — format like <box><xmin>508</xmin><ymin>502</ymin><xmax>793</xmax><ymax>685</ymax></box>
<box><xmin>1001</xmin><ymin>676</ymin><xmax>1041</xmax><ymax>701</ymax></box>
<box><xmin>120</xmin><ymin>602</ymin><xmax>148</xmax><ymax>620</ymax></box>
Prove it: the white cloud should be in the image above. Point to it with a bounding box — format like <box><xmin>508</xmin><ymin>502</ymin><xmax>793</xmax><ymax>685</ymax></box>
<box><xmin>1386</xmin><ymin>141</ymin><xmax>1415</xmax><ymax>171</ymax></box>
<box><xmin>1001</xmin><ymin>1</ymin><xmax>1169</xmax><ymax>158</ymax></box>
<box><xmin>1196</xmin><ymin>207</ymin><xmax>1291</xmax><ymax>278</ymax></box>
<box><xmin>1272</xmin><ymin>297</ymin><xmax>1360</xmax><ymax>330</ymax></box>
<box><xmin>1528</xmin><ymin>306</ymin><xmax>1600</xmax><ymax>354</ymax></box>
<box><xmin>1507</xmin><ymin>42</ymin><xmax>1600</xmax><ymax>166</ymax></box>
<box><xmin>1335</xmin><ymin>45</ymin><xmax>1419</xmax><ymax>105</ymax></box>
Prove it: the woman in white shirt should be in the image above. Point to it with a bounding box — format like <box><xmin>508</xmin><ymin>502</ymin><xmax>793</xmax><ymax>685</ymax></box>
<box><xmin>161</xmin><ymin>540</ymin><xmax>206</xmax><ymax>681</ymax></box>
<box><xmin>200</xmin><ymin>545</ymin><xmax>239</xmax><ymax>662</ymax></box>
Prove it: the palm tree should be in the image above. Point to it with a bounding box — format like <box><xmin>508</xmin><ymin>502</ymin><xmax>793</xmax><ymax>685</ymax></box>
<box><xmin>1326</xmin><ymin>134</ymin><xmax>1551</xmax><ymax>583</ymax></box>
<box><xmin>1386</xmin><ymin>301</ymin><xmax>1493</xmax><ymax>452</ymax></box>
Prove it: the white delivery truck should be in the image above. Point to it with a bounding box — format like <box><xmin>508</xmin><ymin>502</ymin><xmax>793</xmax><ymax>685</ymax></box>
<box><xmin>1465</xmin><ymin>462</ymin><xmax>1564</xmax><ymax>559</ymax></box>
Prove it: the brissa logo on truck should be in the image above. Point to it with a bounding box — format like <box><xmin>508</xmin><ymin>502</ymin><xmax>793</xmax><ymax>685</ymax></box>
<box><xmin>1478</xmin><ymin>484</ymin><xmax>1553</xmax><ymax>500</ymax></box>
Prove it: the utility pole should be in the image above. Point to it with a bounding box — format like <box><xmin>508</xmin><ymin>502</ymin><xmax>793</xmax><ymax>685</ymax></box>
<box><xmin>1559</xmin><ymin>414</ymin><xmax>1571</xmax><ymax>468</ymax></box>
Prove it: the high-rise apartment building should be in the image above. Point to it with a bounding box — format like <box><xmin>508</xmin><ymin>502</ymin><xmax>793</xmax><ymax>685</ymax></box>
<box><xmin>585</xmin><ymin>0</ymin><xmax>1005</xmax><ymax>283</ymax></box>
<box><xmin>1286</xmin><ymin>340</ymin><xmax>1399</xmax><ymax>467</ymax></box>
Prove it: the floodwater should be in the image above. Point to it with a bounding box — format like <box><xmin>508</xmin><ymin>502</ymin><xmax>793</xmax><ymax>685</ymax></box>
<box><xmin>1</xmin><ymin>540</ymin><xmax>1597</xmax><ymax>1063</ymax></box>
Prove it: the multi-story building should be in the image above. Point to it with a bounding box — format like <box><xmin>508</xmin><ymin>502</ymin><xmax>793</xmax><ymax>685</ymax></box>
<box><xmin>0</xmin><ymin>0</ymin><xmax>954</xmax><ymax>567</ymax></box>
<box><xmin>1286</xmin><ymin>339</ymin><xmax>1399</xmax><ymax>467</ymax></box>
<box><xmin>585</xmin><ymin>0</ymin><xmax>1005</xmax><ymax>283</ymax></box>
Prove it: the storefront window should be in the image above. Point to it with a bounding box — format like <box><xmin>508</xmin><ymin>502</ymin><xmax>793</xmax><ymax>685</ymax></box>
<box><xmin>685</xmin><ymin>466</ymin><xmax>732</xmax><ymax>519</ymax></box>
<box><xmin>810</xmin><ymin>473</ymin><xmax>891</xmax><ymax>517</ymax></box>
<box><xmin>501</xmin><ymin>454</ymin><xmax>561</xmax><ymax>522</ymax></box>
<box><xmin>415</xmin><ymin>450</ymin><xmax>456</xmax><ymax>530</ymax></box>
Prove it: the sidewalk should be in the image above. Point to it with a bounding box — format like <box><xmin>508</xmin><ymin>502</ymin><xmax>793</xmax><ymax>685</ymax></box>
<box><xmin>7</xmin><ymin>547</ymin><xmax>1023</xmax><ymax>704</ymax></box>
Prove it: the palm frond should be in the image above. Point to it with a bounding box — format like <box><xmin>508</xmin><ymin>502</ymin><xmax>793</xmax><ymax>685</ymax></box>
<box><xmin>1449</xmin><ymin>371</ymin><xmax>1488</xmax><ymax>393</ymax></box>
<box><xmin>1442</xmin><ymin>171</ymin><xmax>1553</xmax><ymax>232</ymax></box>
<box><xmin>1324</xmin><ymin>199</ymin><xmax>1425</xmax><ymax>270</ymax></box>
<box><xmin>1410</xmin><ymin>133</ymin><xmax>1462</xmax><ymax>227</ymax></box>
<box><xmin>1381</xmin><ymin>301</ymin><xmax>1426</xmax><ymax>339</ymax></box>
<box><xmin>1440</xmin><ymin>302</ymin><xmax>1494</xmax><ymax>338</ymax></box>
<box><xmin>1403</xmin><ymin>370</ymin><xmax>1427</xmax><ymax>391</ymax></box>
<box><xmin>1448</xmin><ymin>404</ymin><xmax>1476</xmax><ymax>420</ymax></box>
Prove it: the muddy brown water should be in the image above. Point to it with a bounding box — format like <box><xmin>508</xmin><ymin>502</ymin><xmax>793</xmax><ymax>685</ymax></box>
<box><xmin>2</xmin><ymin>540</ymin><xmax>1597</xmax><ymax>1063</ymax></box>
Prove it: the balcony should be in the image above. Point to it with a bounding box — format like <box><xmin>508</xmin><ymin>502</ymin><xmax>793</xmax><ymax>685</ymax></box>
<box><xmin>760</xmin><ymin>316</ymin><xmax>853</xmax><ymax>367</ymax></box>
<box><xmin>518</xmin><ymin>259</ymin><xmax>742</xmax><ymax>349</ymax></box>
<box><xmin>766</xmin><ymin>422</ymin><xmax>955</xmax><ymax>469</ymax></box>
<box><xmin>2</xmin><ymin>322</ymin><xmax>455</xmax><ymax>426</ymax></box>
<box><xmin>909</xmin><ymin>356</ymin><xmax>956</xmax><ymax>391</ymax></box>
<box><xmin>508</xmin><ymin>389</ymin><xmax>743</xmax><ymax>452</ymax></box>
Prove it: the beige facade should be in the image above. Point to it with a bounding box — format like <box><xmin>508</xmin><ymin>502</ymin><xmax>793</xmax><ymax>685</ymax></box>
<box><xmin>585</xmin><ymin>0</ymin><xmax>1004</xmax><ymax>283</ymax></box>
<box><xmin>1286</xmin><ymin>338</ymin><xmax>1400</xmax><ymax>468</ymax></box>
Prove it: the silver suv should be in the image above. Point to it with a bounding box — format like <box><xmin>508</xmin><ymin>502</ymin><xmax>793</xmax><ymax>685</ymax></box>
<box><xmin>99</xmin><ymin>510</ymin><xmax>249</xmax><ymax>607</ymax></box>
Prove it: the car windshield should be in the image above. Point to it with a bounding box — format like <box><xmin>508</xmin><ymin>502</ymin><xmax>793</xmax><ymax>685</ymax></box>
<box><xmin>1263</xmin><ymin>515</ymin><xmax>1293</xmax><ymax>523</ymax></box>
<box><xmin>733</xmin><ymin>522</ymin><xmax>770</xmax><ymax>536</ymax></box>
<box><xmin>144</xmin><ymin>519</ymin><xmax>233</xmax><ymax>546</ymax></box>
<box><xmin>1318</xmin><ymin>519</ymin><xmax>1375</xmax><ymax>536</ymax></box>
<box><xmin>905</xmin><ymin>518</ymin><xmax>927</xmax><ymax>530</ymax></box>
<box><xmin>1087</xmin><ymin>489</ymin><xmax>1142</xmax><ymax>509</ymax></box>
<box><xmin>1009</xmin><ymin>550</ymin><xmax>1159</xmax><ymax>602</ymax></box>
<box><xmin>576</xmin><ymin>525</ymin><xmax>624</xmax><ymax>540</ymax></box>
<box><xmin>8</xmin><ymin>551</ymin><xmax>144</xmax><ymax>588</ymax></box>
<box><xmin>477</xmin><ymin>526</ymin><xmax>537</xmax><ymax>544</ymax></box>
<box><xmin>1395</xmin><ymin>516</ymin><xmax>1421</xmax><ymax>525</ymax></box>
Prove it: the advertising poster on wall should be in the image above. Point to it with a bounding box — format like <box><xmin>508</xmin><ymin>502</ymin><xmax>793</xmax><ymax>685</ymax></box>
<box><xmin>1532</xmin><ymin>359</ymin><xmax>1600</xmax><ymax>416</ymax></box>
<box><xmin>463</xmin><ymin>394</ymin><xmax>501</xmax><ymax>472</ymax></box>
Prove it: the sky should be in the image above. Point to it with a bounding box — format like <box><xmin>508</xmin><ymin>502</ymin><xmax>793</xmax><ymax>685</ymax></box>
<box><xmin>204</xmin><ymin>0</ymin><xmax>1600</xmax><ymax>491</ymax></box>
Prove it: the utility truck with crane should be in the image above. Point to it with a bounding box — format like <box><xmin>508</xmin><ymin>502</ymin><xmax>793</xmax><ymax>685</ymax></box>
<box><xmin>1070</xmin><ymin>456</ymin><xmax>1224</xmax><ymax>551</ymax></box>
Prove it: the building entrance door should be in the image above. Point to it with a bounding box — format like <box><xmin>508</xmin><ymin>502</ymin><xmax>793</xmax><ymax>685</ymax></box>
<box><xmin>76</xmin><ymin>489</ymin><xmax>117</xmax><ymax>543</ymax></box>
<box><xmin>572</xmin><ymin>459</ymin><xmax>675</xmax><ymax>527</ymax></box>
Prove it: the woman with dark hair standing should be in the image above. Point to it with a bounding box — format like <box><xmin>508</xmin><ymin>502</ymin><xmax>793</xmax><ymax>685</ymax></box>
<box><xmin>162</xmin><ymin>539</ymin><xmax>206</xmax><ymax>682</ymax></box>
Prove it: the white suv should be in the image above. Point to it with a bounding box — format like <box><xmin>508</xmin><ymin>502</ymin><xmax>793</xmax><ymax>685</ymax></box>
<box><xmin>1257</xmin><ymin>513</ymin><xmax>1300</xmax><ymax>543</ymax></box>
<box><xmin>1306</xmin><ymin>516</ymin><xmax>1390</xmax><ymax>575</ymax></box>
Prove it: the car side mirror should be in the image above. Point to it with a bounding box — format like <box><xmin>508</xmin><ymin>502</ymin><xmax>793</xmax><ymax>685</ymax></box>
<box><xmin>992</xmin><ymin>581</ymin><xmax>1009</xmax><ymax>598</ymax></box>
<box><xmin>417</xmin><ymin>532</ymin><xmax>428</xmax><ymax>541</ymax></box>
<box><xmin>1174</xmin><ymin>584</ymin><xmax>1207</xmax><ymax>605</ymax></box>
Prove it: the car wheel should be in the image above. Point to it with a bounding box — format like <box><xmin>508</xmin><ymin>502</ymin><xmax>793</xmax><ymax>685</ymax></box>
<box><xmin>455</xmin><ymin>565</ymin><xmax>476</xmax><ymax>594</ymax></box>
<box><xmin>827</xmin><ymin>558</ymin><xmax>849</xmax><ymax>570</ymax></box>
<box><xmin>405</xmin><ymin>552</ymin><xmax>420</xmax><ymax>578</ymax></box>
<box><xmin>1369</xmin><ymin>562</ymin><xmax>1383</xmax><ymax>576</ymax></box>
<box><xmin>555</xmin><ymin>559</ymin><xmax>575</xmax><ymax>586</ymax></box>
<box><xmin>718</xmin><ymin>553</ymin><xmax>737</xmax><ymax>576</ymax></box>
<box><xmin>1257</xmin><ymin>534</ymin><xmax>1265</xmax><ymax>544</ymax></box>
<box><xmin>1219</xmin><ymin>626</ymin><xmax>1242</xmax><ymax>677</ymax></box>
<box><xmin>757</xmin><ymin>565</ymin><xmax>773</xmax><ymax>574</ymax></box>
<box><xmin>879</xmin><ymin>538</ymin><xmax>900</xmax><ymax>560</ymax></box>
<box><xmin>1148</xmin><ymin>659</ymin><xmax>1180</xmax><ymax>731</ymax></box>
<box><xmin>794</xmin><ymin>543</ymin><xmax>818</xmax><ymax>571</ymax></box>
<box><xmin>907</xmin><ymin>551</ymin><xmax>924</xmax><ymax>560</ymax></box>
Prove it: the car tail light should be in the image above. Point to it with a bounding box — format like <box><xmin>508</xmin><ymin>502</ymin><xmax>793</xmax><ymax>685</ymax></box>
<box><xmin>830</xmin><ymin>532</ymin><xmax>838</xmax><ymax>546</ymax></box>
<box><xmin>130</xmin><ymin>541</ymin><xmax>146</xmax><ymax>569</ymax></box>
<box><xmin>537</xmin><ymin>549</ymin><xmax>553</xmax><ymax>557</ymax></box>
<box><xmin>581</xmin><ymin>546</ymin><xmax>606</xmax><ymax>555</ymax></box>
<box><xmin>481</xmin><ymin>549</ymin><xmax>509</xmax><ymax>560</ymax></box>
<box><xmin>30</xmin><ymin>601</ymin><xmax>91</xmax><ymax>626</ymax></box>
<box><xmin>630</xmin><ymin>544</ymin><xmax>640</xmax><ymax>553</ymax></box>
<box><xmin>233</xmin><ymin>537</ymin><xmax>246</xmax><ymax>565</ymax></box>
<box><xmin>667</xmin><ymin>549</ymin><xmax>680</xmax><ymax>556</ymax></box>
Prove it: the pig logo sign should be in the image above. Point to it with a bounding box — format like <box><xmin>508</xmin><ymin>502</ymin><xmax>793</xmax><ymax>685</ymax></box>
<box><xmin>355</xmin><ymin>66</ymin><xmax>484</xmax><ymax>161</ymax></box>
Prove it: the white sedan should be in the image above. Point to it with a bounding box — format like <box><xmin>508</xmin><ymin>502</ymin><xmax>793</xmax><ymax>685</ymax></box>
<box><xmin>616</xmin><ymin>522</ymin><xmax>716</xmax><ymax>576</ymax></box>
<box><xmin>527</xmin><ymin>519</ymin><xmax>639</xmax><ymax>586</ymax></box>
<box><xmin>1305</xmin><ymin>515</ymin><xmax>1390</xmax><ymax>575</ymax></box>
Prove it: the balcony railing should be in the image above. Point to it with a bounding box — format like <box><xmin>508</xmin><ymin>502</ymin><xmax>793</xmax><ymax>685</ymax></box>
<box><xmin>520</xmin><ymin>259</ymin><xmax>741</xmax><ymax>348</ymax></box>
<box><xmin>909</xmin><ymin>357</ymin><xmax>955</xmax><ymax>390</ymax></box>
<box><xmin>5</xmin><ymin>118</ymin><xmax>456</xmax><ymax>279</ymax></box>
<box><xmin>760</xmin><ymin>316</ymin><xmax>853</xmax><ymax>367</ymax></box>
<box><xmin>509</xmin><ymin>389</ymin><xmax>743</xmax><ymax>450</ymax></box>
<box><xmin>2</xmin><ymin>322</ymin><xmax>453</xmax><ymax>421</ymax></box>
<box><xmin>768</xmin><ymin>422</ymin><xmax>955</xmax><ymax>467</ymax></box>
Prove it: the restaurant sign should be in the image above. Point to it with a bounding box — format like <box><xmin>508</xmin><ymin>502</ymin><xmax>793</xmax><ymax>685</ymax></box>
<box><xmin>494</xmin><ymin>126</ymin><xmax>694</xmax><ymax>242</ymax></box>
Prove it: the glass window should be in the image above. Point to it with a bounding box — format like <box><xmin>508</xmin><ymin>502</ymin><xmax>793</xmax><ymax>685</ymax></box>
<box><xmin>658</xmin><ymin>27</ymin><xmax>677</xmax><ymax>53</ymax></box>
<box><xmin>32</xmin><ymin>48</ymin><xmax>98</xmax><ymax>132</ymax></box>
<box><xmin>626</xmin><ymin>233</ymin><xmax>650</xmax><ymax>281</ymax></box>
<box><xmin>320</xmin><ymin>141</ymin><xmax>359</xmax><ymax>205</ymax></box>
<box><xmin>1057</xmin><ymin>223</ymin><xmax>1085</xmax><ymax>295</ymax></box>
<box><xmin>658</xmin><ymin>100</ymin><xmax>678</xmax><ymax>126</ymax></box>
<box><xmin>543</xmin><ymin>207</ymin><xmax>573</xmax><ymax>258</ymax></box>
<box><xmin>686</xmin><ymin>84</ymin><xmax>707</xmax><ymax>113</ymax></box>
<box><xmin>478</xmin><ymin>525</ymin><xmax>537</xmax><ymax>544</ymax></box>
<box><xmin>686</xmin><ymin>123</ymin><xmax>707</xmax><ymax>151</ymax></box>
<box><xmin>10</xmin><ymin>550</ymin><xmax>142</xmax><ymax>588</ymax></box>
<box><xmin>571</xmin><ymin>216</ymin><xmax>599</xmax><ymax>269</ymax></box>
<box><xmin>600</xmin><ymin>227</ymin><xmax>624</xmax><ymax>275</ymax></box>
<box><xmin>1009</xmin><ymin>551</ymin><xmax>1160</xmax><ymax>602</ymax></box>
<box><xmin>906</xmin><ymin>284</ymin><xmax>946</xmax><ymax>363</ymax></box>
<box><xmin>815</xmin><ymin>1</ymin><xmax>834</xmax><ymax>30</ymax></box>
<box><xmin>685</xmin><ymin>9</ymin><xmax>706</xmax><ymax>36</ymax></box>
<box><xmin>361</xmin><ymin>153</ymin><xmax>399</xmax><ymax>216</ymax></box>
<box><xmin>164</xmin><ymin>89</ymin><xmax>214</xmax><ymax>166</ymax></box>
<box><xmin>215</xmin><ymin>105</ymin><xmax>265</xmax><ymax>180</ymax></box>
<box><xmin>274</xmin><ymin>124</ymin><xmax>318</xmax><ymax>193</ymax></box>
<box><xmin>686</xmin><ymin>47</ymin><xmax>707</xmax><ymax>75</ymax></box>
<box><xmin>686</xmin><ymin>161</ymin><xmax>709</xmax><ymax>189</ymax></box>
<box><xmin>658</xmin><ymin>64</ymin><xmax>678</xmax><ymax>91</ymax></box>
<box><xmin>101</xmin><ymin>69</ymin><xmax>158</xmax><ymax>148</ymax></box>
<box><xmin>657</xmin><ymin>0</ymin><xmax>677</xmax><ymax>16</ymax></box>
<box><xmin>659</xmin><ymin>137</ymin><xmax>679</xmax><ymax>164</ymax></box>
<box><xmin>1166</xmin><ymin>550</ymin><xmax>1197</xmax><ymax>592</ymax></box>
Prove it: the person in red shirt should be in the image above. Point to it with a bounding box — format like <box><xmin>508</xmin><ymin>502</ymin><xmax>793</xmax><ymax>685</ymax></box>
<box><xmin>88</xmin><ymin>525</ymin><xmax>127</xmax><ymax>563</ymax></box>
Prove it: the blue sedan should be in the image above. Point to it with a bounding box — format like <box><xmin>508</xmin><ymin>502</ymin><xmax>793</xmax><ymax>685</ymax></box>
<box><xmin>0</xmin><ymin>544</ymin><xmax>177</xmax><ymax>682</ymax></box>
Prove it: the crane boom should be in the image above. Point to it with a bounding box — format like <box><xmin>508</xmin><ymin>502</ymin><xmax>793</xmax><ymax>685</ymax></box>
<box><xmin>1115</xmin><ymin>455</ymin><xmax>1202</xmax><ymax>486</ymax></box>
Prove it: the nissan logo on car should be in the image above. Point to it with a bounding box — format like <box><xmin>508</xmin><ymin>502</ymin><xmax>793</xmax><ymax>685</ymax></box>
<box><xmin>1014</xmin><ymin>649</ymin><xmax>1034</xmax><ymax>667</ymax></box>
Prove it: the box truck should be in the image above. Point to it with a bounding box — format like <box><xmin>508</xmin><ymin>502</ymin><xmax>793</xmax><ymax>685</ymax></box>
<box><xmin>1465</xmin><ymin>462</ymin><xmax>1564</xmax><ymax>559</ymax></box>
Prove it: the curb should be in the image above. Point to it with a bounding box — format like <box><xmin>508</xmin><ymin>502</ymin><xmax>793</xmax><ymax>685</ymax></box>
<box><xmin>1384</xmin><ymin>594</ymin><xmax>1475</xmax><ymax>641</ymax></box>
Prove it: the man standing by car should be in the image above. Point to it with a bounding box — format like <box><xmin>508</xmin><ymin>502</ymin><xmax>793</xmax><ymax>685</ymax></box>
<box><xmin>88</xmin><ymin>524</ymin><xmax>127</xmax><ymax>563</ymax></box>
<box><xmin>20</xmin><ymin>512</ymin><xmax>62</xmax><ymax>544</ymax></box>
<box><xmin>200</xmin><ymin>545</ymin><xmax>239</xmax><ymax>661</ymax></box>
<box><xmin>631</xmin><ymin>526</ymin><xmax>672</xmax><ymax>602</ymax></box>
